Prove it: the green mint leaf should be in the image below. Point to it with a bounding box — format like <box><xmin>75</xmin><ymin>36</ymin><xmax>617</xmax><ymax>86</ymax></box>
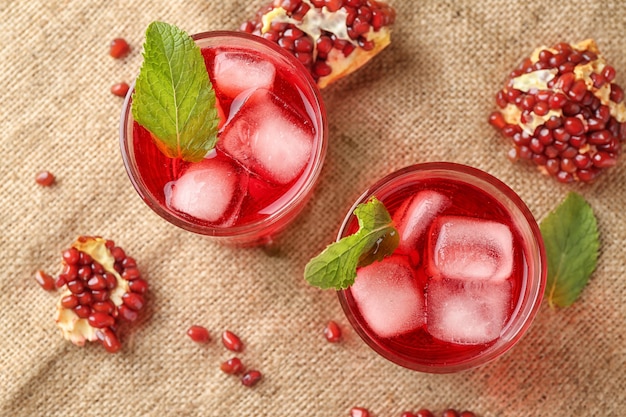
<box><xmin>304</xmin><ymin>197</ymin><xmax>399</xmax><ymax>290</ymax></box>
<box><xmin>131</xmin><ymin>21</ymin><xmax>219</xmax><ymax>162</ymax></box>
<box><xmin>540</xmin><ymin>192</ymin><xmax>599</xmax><ymax>308</ymax></box>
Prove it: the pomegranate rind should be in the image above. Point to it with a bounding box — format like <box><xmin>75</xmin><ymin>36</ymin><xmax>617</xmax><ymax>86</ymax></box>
<box><xmin>54</xmin><ymin>237</ymin><xmax>130</xmax><ymax>348</ymax></box>
<box><xmin>249</xmin><ymin>0</ymin><xmax>394</xmax><ymax>88</ymax></box>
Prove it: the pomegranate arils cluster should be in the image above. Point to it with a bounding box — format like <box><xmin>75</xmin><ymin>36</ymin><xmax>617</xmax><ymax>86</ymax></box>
<box><xmin>241</xmin><ymin>0</ymin><xmax>395</xmax><ymax>88</ymax></box>
<box><xmin>489</xmin><ymin>39</ymin><xmax>626</xmax><ymax>183</ymax></box>
<box><xmin>48</xmin><ymin>236</ymin><xmax>147</xmax><ymax>353</ymax></box>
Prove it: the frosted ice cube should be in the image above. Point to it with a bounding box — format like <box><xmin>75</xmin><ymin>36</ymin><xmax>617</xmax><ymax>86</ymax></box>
<box><xmin>167</xmin><ymin>156</ymin><xmax>248</xmax><ymax>226</ymax></box>
<box><xmin>351</xmin><ymin>256</ymin><xmax>425</xmax><ymax>338</ymax></box>
<box><xmin>213</xmin><ymin>51</ymin><xmax>276</xmax><ymax>99</ymax></box>
<box><xmin>428</xmin><ymin>216</ymin><xmax>514</xmax><ymax>282</ymax></box>
<box><xmin>426</xmin><ymin>278</ymin><xmax>512</xmax><ymax>345</ymax></box>
<box><xmin>218</xmin><ymin>88</ymin><xmax>314</xmax><ymax>185</ymax></box>
<box><xmin>393</xmin><ymin>190</ymin><xmax>450</xmax><ymax>254</ymax></box>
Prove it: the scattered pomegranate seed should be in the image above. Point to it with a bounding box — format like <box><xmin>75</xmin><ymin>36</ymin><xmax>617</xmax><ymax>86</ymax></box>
<box><xmin>415</xmin><ymin>411</ymin><xmax>434</xmax><ymax>417</ymax></box>
<box><xmin>441</xmin><ymin>410</ymin><xmax>459</xmax><ymax>417</ymax></box>
<box><xmin>187</xmin><ymin>325</ymin><xmax>211</xmax><ymax>343</ymax></box>
<box><xmin>241</xmin><ymin>370</ymin><xmax>262</xmax><ymax>387</ymax></box>
<box><xmin>490</xmin><ymin>39</ymin><xmax>626</xmax><ymax>183</ymax></box>
<box><xmin>35</xmin><ymin>270</ymin><xmax>56</xmax><ymax>291</ymax></box>
<box><xmin>350</xmin><ymin>407</ymin><xmax>370</xmax><ymax>417</ymax></box>
<box><xmin>109</xmin><ymin>37</ymin><xmax>130</xmax><ymax>58</ymax></box>
<box><xmin>111</xmin><ymin>82</ymin><xmax>130</xmax><ymax>97</ymax></box>
<box><xmin>35</xmin><ymin>170</ymin><xmax>55</xmax><ymax>186</ymax></box>
<box><xmin>222</xmin><ymin>330</ymin><xmax>243</xmax><ymax>352</ymax></box>
<box><xmin>220</xmin><ymin>357</ymin><xmax>244</xmax><ymax>374</ymax></box>
<box><xmin>324</xmin><ymin>320</ymin><xmax>342</xmax><ymax>342</ymax></box>
<box><xmin>401</xmin><ymin>413</ymin><xmax>417</xmax><ymax>417</ymax></box>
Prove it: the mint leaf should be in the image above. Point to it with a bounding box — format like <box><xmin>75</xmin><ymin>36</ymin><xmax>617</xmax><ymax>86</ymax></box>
<box><xmin>132</xmin><ymin>21</ymin><xmax>219</xmax><ymax>162</ymax></box>
<box><xmin>540</xmin><ymin>192</ymin><xmax>599</xmax><ymax>308</ymax></box>
<box><xmin>304</xmin><ymin>197</ymin><xmax>399</xmax><ymax>290</ymax></box>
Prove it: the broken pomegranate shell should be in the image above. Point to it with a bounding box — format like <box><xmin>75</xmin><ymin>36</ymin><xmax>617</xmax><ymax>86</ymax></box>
<box><xmin>52</xmin><ymin>236</ymin><xmax>147</xmax><ymax>353</ymax></box>
<box><xmin>240</xmin><ymin>0</ymin><xmax>395</xmax><ymax>88</ymax></box>
<box><xmin>489</xmin><ymin>39</ymin><xmax>626</xmax><ymax>183</ymax></box>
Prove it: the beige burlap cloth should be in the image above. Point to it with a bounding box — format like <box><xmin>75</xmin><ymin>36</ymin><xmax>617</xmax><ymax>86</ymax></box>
<box><xmin>1</xmin><ymin>0</ymin><xmax>625</xmax><ymax>416</ymax></box>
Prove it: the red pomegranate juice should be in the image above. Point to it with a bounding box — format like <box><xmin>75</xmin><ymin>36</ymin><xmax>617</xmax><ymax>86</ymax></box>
<box><xmin>337</xmin><ymin>163</ymin><xmax>546</xmax><ymax>373</ymax></box>
<box><xmin>120</xmin><ymin>32</ymin><xmax>327</xmax><ymax>245</ymax></box>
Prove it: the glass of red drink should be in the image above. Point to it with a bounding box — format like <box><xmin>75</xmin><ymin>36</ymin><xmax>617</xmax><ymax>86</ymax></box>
<box><xmin>120</xmin><ymin>31</ymin><xmax>327</xmax><ymax>245</ymax></box>
<box><xmin>337</xmin><ymin>162</ymin><xmax>546</xmax><ymax>373</ymax></box>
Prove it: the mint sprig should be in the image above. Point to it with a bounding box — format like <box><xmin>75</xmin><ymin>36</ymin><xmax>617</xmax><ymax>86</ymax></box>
<box><xmin>304</xmin><ymin>197</ymin><xmax>399</xmax><ymax>290</ymax></box>
<box><xmin>540</xmin><ymin>192</ymin><xmax>599</xmax><ymax>308</ymax></box>
<box><xmin>132</xmin><ymin>21</ymin><xmax>219</xmax><ymax>162</ymax></box>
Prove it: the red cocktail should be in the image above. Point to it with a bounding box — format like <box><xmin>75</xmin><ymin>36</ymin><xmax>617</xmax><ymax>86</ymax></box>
<box><xmin>120</xmin><ymin>31</ymin><xmax>327</xmax><ymax>245</ymax></box>
<box><xmin>337</xmin><ymin>163</ymin><xmax>546</xmax><ymax>372</ymax></box>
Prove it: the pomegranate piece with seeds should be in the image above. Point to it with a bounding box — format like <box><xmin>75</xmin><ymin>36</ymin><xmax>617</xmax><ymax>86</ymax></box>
<box><xmin>240</xmin><ymin>0</ymin><xmax>396</xmax><ymax>88</ymax></box>
<box><xmin>48</xmin><ymin>236</ymin><xmax>148</xmax><ymax>352</ymax></box>
<box><xmin>489</xmin><ymin>39</ymin><xmax>626</xmax><ymax>183</ymax></box>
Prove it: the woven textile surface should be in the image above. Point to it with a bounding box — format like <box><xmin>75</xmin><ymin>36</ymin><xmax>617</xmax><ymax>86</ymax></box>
<box><xmin>1</xmin><ymin>0</ymin><xmax>625</xmax><ymax>416</ymax></box>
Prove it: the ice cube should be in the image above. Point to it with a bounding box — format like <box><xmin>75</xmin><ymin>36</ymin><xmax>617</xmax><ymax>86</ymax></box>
<box><xmin>351</xmin><ymin>256</ymin><xmax>425</xmax><ymax>338</ymax></box>
<box><xmin>218</xmin><ymin>88</ymin><xmax>314</xmax><ymax>185</ymax></box>
<box><xmin>426</xmin><ymin>277</ymin><xmax>512</xmax><ymax>345</ymax></box>
<box><xmin>428</xmin><ymin>216</ymin><xmax>514</xmax><ymax>282</ymax></box>
<box><xmin>167</xmin><ymin>155</ymin><xmax>248</xmax><ymax>226</ymax></box>
<box><xmin>213</xmin><ymin>51</ymin><xmax>276</xmax><ymax>99</ymax></box>
<box><xmin>393</xmin><ymin>190</ymin><xmax>450</xmax><ymax>254</ymax></box>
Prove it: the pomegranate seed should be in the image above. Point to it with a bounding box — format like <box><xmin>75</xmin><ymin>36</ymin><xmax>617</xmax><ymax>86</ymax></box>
<box><xmin>220</xmin><ymin>357</ymin><xmax>244</xmax><ymax>374</ymax></box>
<box><xmin>564</xmin><ymin>117</ymin><xmax>585</xmax><ymax>136</ymax></box>
<box><xmin>442</xmin><ymin>410</ymin><xmax>460</xmax><ymax>417</ymax></box>
<box><xmin>88</xmin><ymin>312</ymin><xmax>115</xmax><ymax>328</ymax></box>
<box><xmin>128</xmin><ymin>278</ymin><xmax>148</xmax><ymax>294</ymax></box>
<box><xmin>67</xmin><ymin>279</ymin><xmax>85</xmax><ymax>294</ymax></box>
<box><xmin>488</xmin><ymin>112</ymin><xmax>506</xmax><ymax>129</ymax></box>
<box><xmin>324</xmin><ymin>0</ymin><xmax>342</xmax><ymax>12</ymax></box>
<box><xmin>104</xmin><ymin>272</ymin><xmax>118</xmax><ymax>289</ymax></box>
<box><xmin>87</xmin><ymin>274</ymin><xmax>107</xmax><ymax>290</ymax></box>
<box><xmin>111</xmin><ymin>82</ymin><xmax>130</xmax><ymax>97</ymax></box>
<box><xmin>459</xmin><ymin>412</ymin><xmax>476</xmax><ymax>417</ymax></box>
<box><xmin>222</xmin><ymin>330</ymin><xmax>243</xmax><ymax>352</ymax></box>
<box><xmin>91</xmin><ymin>289</ymin><xmax>110</xmax><ymax>302</ymax></box>
<box><xmin>187</xmin><ymin>325</ymin><xmax>211</xmax><ymax>343</ymax></box>
<box><xmin>533</xmin><ymin>101</ymin><xmax>549</xmax><ymax>116</ymax></box>
<box><xmin>96</xmin><ymin>328</ymin><xmax>121</xmax><ymax>353</ymax></box>
<box><xmin>592</xmin><ymin>151</ymin><xmax>617</xmax><ymax>168</ymax></box>
<box><xmin>109</xmin><ymin>38</ymin><xmax>130</xmax><ymax>58</ymax></box>
<box><xmin>548</xmin><ymin>92</ymin><xmax>567</xmax><ymax>109</ymax></box>
<box><xmin>61</xmin><ymin>294</ymin><xmax>79</xmax><ymax>309</ymax></box>
<box><xmin>241</xmin><ymin>370</ymin><xmax>262</xmax><ymax>387</ymax></box>
<box><xmin>603</xmin><ymin>65</ymin><xmax>616</xmax><ymax>82</ymax></box>
<box><xmin>324</xmin><ymin>320</ymin><xmax>342</xmax><ymax>342</ymax></box>
<box><xmin>92</xmin><ymin>300</ymin><xmax>115</xmax><ymax>314</ymax></box>
<box><xmin>110</xmin><ymin>246</ymin><xmax>126</xmax><ymax>262</ymax></box>
<box><xmin>350</xmin><ymin>407</ymin><xmax>370</xmax><ymax>417</ymax></box>
<box><xmin>78</xmin><ymin>252</ymin><xmax>92</xmax><ymax>265</ymax></box>
<box><xmin>568</xmin><ymin>79</ymin><xmax>588</xmax><ymax>102</ymax></box>
<box><xmin>35</xmin><ymin>270</ymin><xmax>56</xmax><ymax>291</ymax></box>
<box><xmin>76</xmin><ymin>291</ymin><xmax>93</xmax><ymax>305</ymax></box>
<box><xmin>415</xmin><ymin>410</ymin><xmax>435</xmax><ymax>417</ymax></box>
<box><xmin>610</xmin><ymin>84</ymin><xmax>624</xmax><ymax>103</ymax></box>
<box><xmin>74</xmin><ymin>304</ymin><xmax>91</xmax><ymax>318</ymax></box>
<box><xmin>35</xmin><ymin>170</ymin><xmax>55</xmax><ymax>186</ymax></box>
<box><xmin>280</xmin><ymin>0</ymin><xmax>301</xmax><ymax>13</ymax></box>
<box><xmin>401</xmin><ymin>413</ymin><xmax>416</xmax><ymax>417</ymax></box>
<box><xmin>122</xmin><ymin>256</ymin><xmax>137</xmax><ymax>268</ymax></box>
<box><xmin>122</xmin><ymin>292</ymin><xmax>145</xmax><ymax>311</ymax></box>
<box><xmin>122</xmin><ymin>267</ymin><xmax>141</xmax><ymax>280</ymax></box>
<box><xmin>118</xmin><ymin>304</ymin><xmax>138</xmax><ymax>322</ymax></box>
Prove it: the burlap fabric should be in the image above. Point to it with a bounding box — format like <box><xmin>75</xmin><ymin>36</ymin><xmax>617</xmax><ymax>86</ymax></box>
<box><xmin>1</xmin><ymin>0</ymin><xmax>625</xmax><ymax>416</ymax></box>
